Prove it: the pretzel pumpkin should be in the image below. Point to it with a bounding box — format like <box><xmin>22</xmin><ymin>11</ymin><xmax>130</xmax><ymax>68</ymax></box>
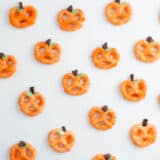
<box><xmin>105</xmin><ymin>0</ymin><xmax>132</xmax><ymax>25</ymax></box>
<box><xmin>92</xmin><ymin>153</ymin><xmax>117</xmax><ymax>160</ymax></box>
<box><xmin>91</xmin><ymin>42</ymin><xmax>120</xmax><ymax>69</ymax></box>
<box><xmin>130</xmin><ymin>119</ymin><xmax>157</xmax><ymax>147</ymax></box>
<box><xmin>62</xmin><ymin>70</ymin><xmax>90</xmax><ymax>96</ymax></box>
<box><xmin>0</xmin><ymin>53</ymin><xmax>17</xmax><ymax>78</ymax></box>
<box><xmin>9</xmin><ymin>2</ymin><xmax>37</xmax><ymax>28</ymax></box>
<box><xmin>120</xmin><ymin>74</ymin><xmax>147</xmax><ymax>102</ymax></box>
<box><xmin>48</xmin><ymin>126</ymin><xmax>75</xmax><ymax>153</ymax></box>
<box><xmin>89</xmin><ymin>105</ymin><xmax>116</xmax><ymax>130</ymax></box>
<box><xmin>134</xmin><ymin>36</ymin><xmax>160</xmax><ymax>63</ymax></box>
<box><xmin>10</xmin><ymin>141</ymin><xmax>36</xmax><ymax>160</ymax></box>
<box><xmin>18</xmin><ymin>87</ymin><xmax>45</xmax><ymax>116</ymax></box>
<box><xmin>34</xmin><ymin>39</ymin><xmax>61</xmax><ymax>64</ymax></box>
<box><xmin>57</xmin><ymin>5</ymin><xmax>85</xmax><ymax>31</ymax></box>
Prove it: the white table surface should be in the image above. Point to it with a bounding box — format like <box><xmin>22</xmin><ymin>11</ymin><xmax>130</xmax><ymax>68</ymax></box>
<box><xmin>0</xmin><ymin>0</ymin><xmax>160</xmax><ymax>159</ymax></box>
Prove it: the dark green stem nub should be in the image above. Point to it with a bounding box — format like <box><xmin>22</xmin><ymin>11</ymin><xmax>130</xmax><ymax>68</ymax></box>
<box><xmin>146</xmin><ymin>36</ymin><xmax>154</xmax><ymax>43</ymax></box>
<box><xmin>102</xmin><ymin>105</ymin><xmax>108</xmax><ymax>112</ymax></box>
<box><xmin>130</xmin><ymin>74</ymin><xmax>134</xmax><ymax>81</ymax></box>
<box><xmin>45</xmin><ymin>39</ymin><xmax>51</xmax><ymax>45</ymax></box>
<box><xmin>30</xmin><ymin>86</ymin><xmax>35</xmax><ymax>94</ymax></box>
<box><xmin>62</xmin><ymin>126</ymin><xmax>66</xmax><ymax>132</ymax></box>
<box><xmin>67</xmin><ymin>5</ymin><xmax>73</xmax><ymax>12</ymax></box>
<box><xmin>102</xmin><ymin>42</ymin><xmax>108</xmax><ymax>49</ymax></box>
<box><xmin>115</xmin><ymin>0</ymin><xmax>120</xmax><ymax>3</ymax></box>
<box><xmin>72</xmin><ymin>70</ymin><xmax>78</xmax><ymax>76</ymax></box>
<box><xmin>19</xmin><ymin>141</ymin><xmax>26</xmax><ymax>147</ymax></box>
<box><xmin>0</xmin><ymin>53</ymin><xmax>5</xmax><ymax>59</ymax></box>
<box><xmin>142</xmin><ymin>119</ymin><xmax>148</xmax><ymax>127</ymax></box>
<box><xmin>19</xmin><ymin>2</ymin><xmax>24</xmax><ymax>9</ymax></box>
<box><xmin>104</xmin><ymin>153</ymin><xmax>111</xmax><ymax>160</ymax></box>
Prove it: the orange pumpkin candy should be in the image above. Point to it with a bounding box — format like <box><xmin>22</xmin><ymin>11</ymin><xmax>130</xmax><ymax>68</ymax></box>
<box><xmin>18</xmin><ymin>87</ymin><xmax>45</xmax><ymax>116</ymax></box>
<box><xmin>88</xmin><ymin>105</ymin><xmax>116</xmax><ymax>130</ymax></box>
<box><xmin>10</xmin><ymin>141</ymin><xmax>36</xmax><ymax>160</ymax></box>
<box><xmin>91</xmin><ymin>42</ymin><xmax>120</xmax><ymax>69</ymax></box>
<box><xmin>92</xmin><ymin>153</ymin><xmax>117</xmax><ymax>160</ymax></box>
<box><xmin>62</xmin><ymin>70</ymin><xmax>90</xmax><ymax>96</ymax></box>
<box><xmin>57</xmin><ymin>5</ymin><xmax>85</xmax><ymax>31</ymax></box>
<box><xmin>48</xmin><ymin>126</ymin><xmax>75</xmax><ymax>153</ymax></box>
<box><xmin>105</xmin><ymin>0</ymin><xmax>132</xmax><ymax>25</ymax></box>
<box><xmin>130</xmin><ymin>119</ymin><xmax>157</xmax><ymax>147</ymax></box>
<box><xmin>120</xmin><ymin>74</ymin><xmax>147</xmax><ymax>102</ymax></box>
<box><xmin>34</xmin><ymin>39</ymin><xmax>61</xmax><ymax>64</ymax></box>
<box><xmin>9</xmin><ymin>2</ymin><xmax>37</xmax><ymax>28</ymax></box>
<box><xmin>0</xmin><ymin>53</ymin><xmax>17</xmax><ymax>78</ymax></box>
<box><xmin>134</xmin><ymin>36</ymin><xmax>160</xmax><ymax>63</ymax></box>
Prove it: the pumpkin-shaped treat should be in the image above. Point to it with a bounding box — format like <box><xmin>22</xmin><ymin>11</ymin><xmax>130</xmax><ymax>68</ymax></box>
<box><xmin>0</xmin><ymin>53</ymin><xmax>17</xmax><ymax>78</ymax></box>
<box><xmin>18</xmin><ymin>86</ymin><xmax>45</xmax><ymax>116</ymax></box>
<box><xmin>9</xmin><ymin>2</ymin><xmax>37</xmax><ymax>28</ymax></box>
<box><xmin>91</xmin><ymin>42</ymin><xmax>120</xmax><ymax>69</ymax></box>
<box><xmin>92</xmin><ymin>153</ymin><xmax>117</xmax><ymax>160</ymax></box>
<box><xmin>62</xmin><ymin>70</ymin><xmax>90</xmax><ymax>96</ymax></box>
<box><xmin>10</xmin><ymin>141</ymin><xmax>36</xmax><ymax>160</ymax></box>
<box><xmin>120</xmin><ymin>74</ymin><xmax>147</xmax><ymax>102</ymax></box>
<box><xmin>88</xmin><ymin>105</ymin><xmax>116</xmax><ymax>130</ymax></box>
<box><xmin>134</xmin><ymin>36</ymin><xmax>160</xmax><ymax>63</ymax></box>
<box><xmin>57</xmin><ymin>5</ymin><xmax>85</xmax><ymax>31</ymax></box>
<box><xmin>130</xmin><ymin>119</ymin><xmax>157</xmax><ymax>148</ymax></box>
<box><xmin>105</xmin><ymin>0</ymin><xmax>132</xmax><ymax>25</ymax></box>
<box><xmin>34</xmin><ymin>39</ymin><xmax>61</xmax><ymax>64</ymax></box>
<box><xmin>48</xmin><ymin>126</ymin><xmax>75</xmax><ymax>153</ymax></box>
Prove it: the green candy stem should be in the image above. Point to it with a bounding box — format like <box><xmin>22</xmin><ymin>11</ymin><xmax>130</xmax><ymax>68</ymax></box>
<box><xmin>72</xmin><ymin>9</ymin><xmax>78</xmax><ymax>14</ymax></box>
<box><xmin>50</xmin><ymin>42</ymin><xmax>57</xmax><ymax>46</ymax></box>
<box><xmin>0</xmin><ymin>53</ymin><xmax>7</xmax><ymax>60</ymax></box>
<box><xmin>59</xmin><ymin>130</ymin><xmax>64</xmax><ymax>135</ymax></box>
<box><xmin>106</xmin><ymin>48</ymin><xmax>112</xmax><ymax>51</ymax></box>
<box><xmin>16</xmin><ymin>7</ymin><xmax>22</xmax><ymax>12</ymax></box>
<box><xmin>58</xmin><ymin>126</ymin><xmax>66</xmax><ymax>135</ymax></box>
<box><xmin>77</xmin><ymin>73</ymin><xmax>83</xmax><ymax>78</ymax></box>
<box><xmin>121</xmin><ymin>2</ymin><xmax>127</xmax><ymax>5</ymax></box>
<box><xmin>2</xmin><ymin>55</ymin><xmax>7</xmax><ymax>60</ymax></box>
<box><xmin>26</xmin><ymin>91</ymin><xmax>33</xmax><ymax>97</ymax></box>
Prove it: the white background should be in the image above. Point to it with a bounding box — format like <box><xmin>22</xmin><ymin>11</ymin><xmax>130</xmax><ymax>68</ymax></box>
<box><xmin>0</xmin><ymin>0</ymin><xmax>160</xmax><ymax>159</ymax></box>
